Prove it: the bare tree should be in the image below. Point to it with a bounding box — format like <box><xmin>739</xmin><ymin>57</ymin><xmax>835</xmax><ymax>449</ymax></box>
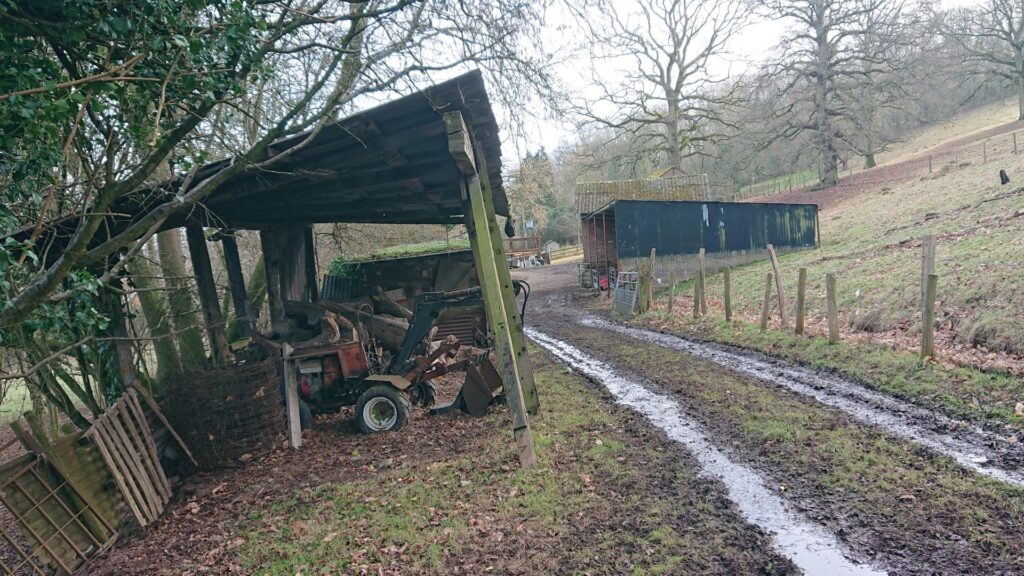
<box><xmin>944</xmin><ymin>0</ymin><xmax>1024</xmax><ymax>120</ymax></box>
<box><xmin>766</xmin><ymin>0</ymin><xmax>909</xmax><ymax>187</ymax></box>
<box><xmin>566</xmin><ymin>0</ymin><xmax>754</xmax><ymax>174</ymax></box>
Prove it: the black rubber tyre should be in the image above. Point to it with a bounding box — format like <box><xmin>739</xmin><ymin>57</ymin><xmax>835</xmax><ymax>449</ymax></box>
<box><xmin>355</xmin><ymin>384</ymin><xmax>411</xmax><ymax>434</ymax></box>
<box><xmin>412</xmin><ymin>380</ymin><xmax>437</xmax><ymax>408</ymax></box>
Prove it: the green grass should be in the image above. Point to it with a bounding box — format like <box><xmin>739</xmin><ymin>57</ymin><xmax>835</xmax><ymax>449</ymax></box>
<box><xmin>640</xmin><ymin>306</ymin><xmax>1024</xmax><ymax>426</ymax></box>
<box><xmin>711</xmin><ymin>154</ymin><xmax>1024</xmax><ymax>354</ymax></box>
<box><xmin>226</xmin><ymin>350</ymin><xmax>788</xmax><ymax>575</ymax></box>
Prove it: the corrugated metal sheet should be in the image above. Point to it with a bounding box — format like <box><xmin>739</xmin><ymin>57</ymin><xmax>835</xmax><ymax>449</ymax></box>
<box><xmin>611</xmin><ymin>200</ymin><xmax>818</xmax><ymax>259</ymax></box>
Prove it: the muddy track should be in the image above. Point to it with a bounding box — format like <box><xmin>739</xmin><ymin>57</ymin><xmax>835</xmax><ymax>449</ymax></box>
<box><xmin>517</xmin><ymin>265</ymin><xmax>1024</xmax><ymax>575</ymax></box>
<box><xmin>577</xmin><ymin>314</ymin><xmax>1024</xmax><ymax>486</ymax></box>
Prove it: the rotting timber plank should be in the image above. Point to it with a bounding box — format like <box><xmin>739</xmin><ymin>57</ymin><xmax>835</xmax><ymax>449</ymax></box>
<box><xmin>447</xmin><ymin>111</ymin><xmax>537</xmax><ymax>468</ymax></box>
<box><xmin>472</xmin><ymin>140</ymin><xmax>539</xmax><ymax>415</ymax></box>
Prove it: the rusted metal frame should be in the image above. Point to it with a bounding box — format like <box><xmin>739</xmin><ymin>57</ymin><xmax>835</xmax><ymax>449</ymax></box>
<box><xmin>87</xmin><ymin>422</ymin><xmax>149</xmax><ymax>526</ymax></box>
<box><xmin>1</xmin><ymin>473</ymin><xmax>76</xmax><ymax>574</ymax></box>
<box><xmin>100</xmin><ymin>408</ymin><xmax>161</xmax><ymax>522</ymax></box>
<box><xmin>125</xmin><ymin>390</ymin><xmax>172</xmax><ymax>497</ymax></box>
<box><xmin>24</xmin><ymin>466</ymin><xmax>104</xmax><ymax>551</ymax></box>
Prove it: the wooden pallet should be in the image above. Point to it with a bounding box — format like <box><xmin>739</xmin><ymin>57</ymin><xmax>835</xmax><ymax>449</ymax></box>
<box><xmin>85</xmin><ymin>388</ymin><xmax>172</xmax><ymax>527</ymax></box>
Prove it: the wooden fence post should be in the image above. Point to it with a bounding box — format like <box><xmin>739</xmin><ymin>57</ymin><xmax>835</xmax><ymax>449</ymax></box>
<box><xmin>1014</xmin><ymin>132</ymin><xmax>1018</xmax><ymax>154</ymax></box>
<box><xmin>983</xmin><ymin>141</ymin><xmax>987</xmax><ymax>163</ymax></box>
<box><xmin>928</xmin><ymin>155</ymin><xmax>932</xmax><ymax>173</ymax></box>
<box><xmin>647</xmin><ymin>248</ymin><xmax>656</xmax><ymax>310</ymax></box>
<box><xmin>825</xmin><ymin>273</ymin><xmax>839</xmax><ymax>344</ymax></box>
<box><xmin>698</xmin><ymin>248</ymin><xmax>707</xmax><ymax>315</ymax></box>
<box><xmin>760</xmin><ymin>273</ymin><xmax>772</xmax><ymax>332</ymax></box>
<box><xmin>282</xmin><ymin>343</ymin><xmax>302</xmax><ymax>449</ymax></box>
<box><xmin>724</xmin><ymin>268</ymin><xmax>732</xmax><ymax>322</ymax></box>
<box><xmin>668</xmin><ymin>272</ymin><xmax>675</xmax><ymax>314</ymax></box>
<box><xmin>693</xmin><ymin>279</ymin><xmax>701</xmax><ymax>320</ymax></box>
<box><xmin>921</xmin><ymin>273</ymin><xmax>938</xmax><ymax>359</ymax></box>
<box><xmin>795</xmin><ymin>267</ymin><xmax>807</xmax><ymax>335</ymax></box>
<box><xmin>921</xmin><ymin>235</ymin><xmax>936</xmax><ymax>321</ymax></box>
<box><xmin>766</xmin><ymin>244</ymin><xmax>789</xmax><ymax>329</ymax></box>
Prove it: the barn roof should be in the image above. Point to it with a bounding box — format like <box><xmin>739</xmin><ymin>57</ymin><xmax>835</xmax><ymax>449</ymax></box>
<box><xmin>14</xmin><ymin>70</ymin><xmax>507</xmax><ymax>254</ymax></box>
<box><xmin>186</xmin><ymin>69</ymin><xmax>507</xmax><ymax>226</ymax></box>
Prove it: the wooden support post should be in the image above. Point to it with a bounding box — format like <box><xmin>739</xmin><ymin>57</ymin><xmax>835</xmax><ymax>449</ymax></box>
<box><xmin>766</xmin><ymin>244</ymin><xmax>789</xmax><ymax>329</ymax></box>
<box><xmin>185</xmin><ymin>222</ymin><xmax>231</xmax><ymax>366</ymax></box>
<box><xmin>921</xmin><ymin>235</ymin><xmax>936</xmax><ymax>321</ymax></box>
<box><xmin>447</xmin><ymin>112</ymin><xmax>536</xmax><ymax>467</ymax></box>
<box><xmin>921</xmin><ymin>273</ymin><xmax>938</xmax><ymax>359</ymax></box>
<box><xmin>260</xmin><ymin>229</ymin><xmax>288</xmax><ymax>337</ymax></box>
<box><xmin>472</xmin><ymin>139</ymin><xmax>539</xmax><ymax>416</ymax></box>
<box><xmin>220</xmin><ymin>232</ymin><xmax>253</xmax><ymax>338</ymax></box>
<box><xmin>928</xmin><ymin>155</ymin><xmax>932</xmax><ymax>173</ymax></box>
<box><xmin>282</xmin><ymin>343</ymin><xmax>301</xmax><ymax>449</ymax></box>
<box><xmin>795</xmin><ymin>268</ymin><xmax>807</xmax><ymax>335</ymax></box>
<box><xmin>983</xmin><ymin>141</ymin><xmax>987</xmax><ymax>163</ymax></box>
<box><xmin>1014</xmin><ymin>132</ymin><xmax>1018</xmax><ymax>154</ymax></box>
<box><xmin>667</xmin><ymin>272</ymin><xmax>675</xmax><ymax>314</ymax></box>
<box><xmin>723</xmin><ymin>268</ymin><xmax>732</xmax><ymax>322</ymax></box>
<box><xmin>698</xmin><ymin>248</ymin><xmax>707</xmax><ymax>315</ymax></box>
<box><xmin>826</xmin><ymin>273</ymin><xmax>839</xmax><ymax>344</ymax></box>
<box><xmin>760</xmin><ymin>273</ymin><xmax>772</xmax><ymax>331</ymax></box>
<box><xmin>304</xmin><ymin>225</ymin><xmax>319</xmax><ymax>302</ymax></box>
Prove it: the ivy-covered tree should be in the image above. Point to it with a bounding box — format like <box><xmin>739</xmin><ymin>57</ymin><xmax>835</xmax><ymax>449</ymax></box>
<box><xmin>0</xmin><ymin>0</ymin><xmax>553</xmax><ymax>425</ymax></box>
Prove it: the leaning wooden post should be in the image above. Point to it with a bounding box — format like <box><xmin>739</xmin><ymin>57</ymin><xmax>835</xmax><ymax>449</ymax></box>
<box><xmin>921</xmin><ymin>273</ymin><xmax>938</xmax><ymax>360</ymax></box>
<box><xmin>668</xmin><ymin>272</ymin><xmax>675</xmax><ymax>314</ymax></box>
<box><xmin>282</xmin><ymin>343</ymin><xmax>301</xmax><ymax>450</ymax></box>
<box><xmin>219</xmin><ymin>231</ymin><xmax>254</xmax><ymax>338</ymax></box>
<box><xmin>724</xmin><ymin>268</ymin><xmax>732</xmax><ymax>322</ymax></box>
<box><xmin>760</xmin><ymin>272</ymin><xmax>772</xmax><ymax>332</ymax></box>
<box><xmin>766</xmin><ymin>244</ymin><xmax>789</xmax><ymax>329</ymax></box>
<box><xmin>921</xmin><ymin>235</ymin><xmax>936</xmax><ymax>322</ymax></box>
<box><xmin>795</xmin><ymin>268</ymin><xmax>807</xmax><ymax>335</ymax></box>
<box><xmin>826</xmin><ymin>273</ymin><xmax>839</xmax><ymax>344</ymax></box>
<box><xmin>447</xmin><ymin>112</ymin><xmax>537</xmax><ymax>468</ymax></box>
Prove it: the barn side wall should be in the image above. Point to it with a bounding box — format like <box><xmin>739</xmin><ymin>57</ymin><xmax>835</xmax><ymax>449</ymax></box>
<box><xmin>612</xmin><ymin>200</ymin><xmax>818</xmax><ymax>284</ymax></box>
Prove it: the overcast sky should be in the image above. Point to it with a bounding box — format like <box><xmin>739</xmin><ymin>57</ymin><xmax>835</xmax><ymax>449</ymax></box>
<box><xmin>499</xmin><ymin>0</ymin><xmax>979</xmax><ymax>162</ymax></box>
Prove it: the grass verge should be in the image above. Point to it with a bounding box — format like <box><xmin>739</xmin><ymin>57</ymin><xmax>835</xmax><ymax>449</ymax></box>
<box><xmin>221</xmin><ymin>349</ymin><xmax>793</xmax><ymax>575</ymax></box>
<box><xmin>633</xmin><ymin>305</ymin><xmax>1024</xmax><ymax>429</ymax></box>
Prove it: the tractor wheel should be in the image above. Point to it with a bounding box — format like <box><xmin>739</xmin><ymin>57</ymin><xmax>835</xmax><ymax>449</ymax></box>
<box><xmin>412</xmin><ymin>380</ymin><xmax>437</xmax><ymax>408</ymax></box>
<box><xmin>355</xmin><ymin>385</ymin><xmax>411</xmax><ymax>434</ymax></box>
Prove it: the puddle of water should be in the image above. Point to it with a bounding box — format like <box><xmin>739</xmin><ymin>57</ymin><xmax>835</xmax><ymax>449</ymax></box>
<box><xmin>576</xmin><ymin>315</ymin><xmax>1024</xmax><ymax>488</ymax></box>
<box><xmin>527</xmin><ymin>328</ymin><xmax>888</xmax><ymax>576</ymax></box>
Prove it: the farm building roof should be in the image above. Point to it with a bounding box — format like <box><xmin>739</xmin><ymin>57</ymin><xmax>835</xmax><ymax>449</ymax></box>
<box><xmin>15</xmin><ymin>70</ymin><xmax>507</xmax><ymax>253</ymax></box>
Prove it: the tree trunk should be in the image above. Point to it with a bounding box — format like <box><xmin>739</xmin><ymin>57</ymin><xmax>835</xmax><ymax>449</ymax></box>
<box><xmin>863</xmin><ymin>153</ymin><xmax>876</xmax><ymax>169</ymax></box>
<box><xmin>1018</xmin><ymin>68</ymin><xmax>1024</xmax><ymax>121</ymax></box>
<box><xmin>132</xmin><ymin>243</ymin><xmax>181</xmax><ymax>384</ymax></box>
<box><xmin>157</xmin><ymin>229</ymin><xmax>207</xmax><ymax>370</ymax></box>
